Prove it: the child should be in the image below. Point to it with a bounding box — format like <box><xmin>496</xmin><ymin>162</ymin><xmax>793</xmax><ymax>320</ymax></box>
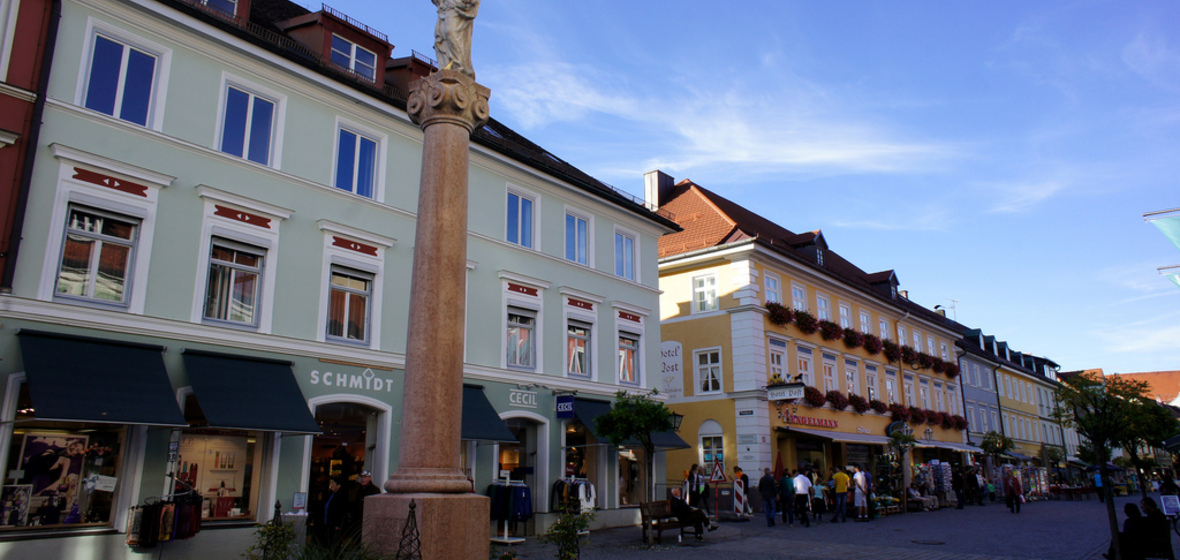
<box><xmin>812</xmin><ymin>475</ymin><xmax>827</xmax><ymax>521</ymax></box>
<box><xmin>987</xmin><ymin>481</ymin><xmax>996</xmax><ymax>502</ymax></box>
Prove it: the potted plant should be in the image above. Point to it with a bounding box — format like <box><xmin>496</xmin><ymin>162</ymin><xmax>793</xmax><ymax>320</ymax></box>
<box><xmin>908</xmin><ymin>406</ymin><xmax>927</xmax><ymax>424</ymax></box>
<box><xmin>940</xmin><ymin>412</ymin><xmax>956</xmax><ymax>430</ymax></box>
<box><xmin>926</xmin><ymin>410</ymin><xmax>943</xmax><ymax>426</ymax></box>
<box><xmin>889</xmin><ymin>402</ymin><xmax>911</xmax><ymax>421</ymax></box>
<box><xmin>917</xmin><ymin>352</ymin><xmax>935</xmax><ymax>370</ymax></box>
<box><xmin>952</xmin><ymin>415</ymin><xmax>968</xmax><ymax>431</ymax></box>
<box><xmin>765</xmin><ymin>301</ymin><xmax>792</xmax><ymax>326</ymax></box>
<box><xmin>863</xmin><ymin>333</ymin><xmax>883</xmax><ymax>355</ymax></box>
<box><xmin>793</xmin><ymin>311</ymin><xmax>819</xmax><ymax>335</ymax></box>
<box><xmin>883</xmin><ymin>340</ymin><xmax>901</xmax><ymax>362</ymax></box>
<box><xmin>869</xmin><ymin>398</ymin><xmax>888</xmax><ymax>414</ymax></box>
<box><xmin>848</xmin><ymin>393</ymin><xmax>870</xmax><ymax>414</ymax></box>
<box><xmin>819</xmin><ymin>320</ymin><xmax>843</xmax><ymax>341</ymax></box>
<box><xmin>842</xmin><ymin>328</ymin><xmax>864</xmax><ymax>349</ymax></box>
<box><xmin>932</xmin><ymin>359</ymin><xmax>947</xmax><ymax>374</ymax></box>
<box><xmin>826</xmin><ymin>390</ymin><xmax>850</xmax><ymax>411</ymax></box>
<box><xmin>804</xmin><ymin>385</ymin><xmax>826</xmax><ymax>407</ymax></box>
<box><xmin>945</xmin><ymin>363</ymin><xmax>960</xmax><ymax>378</ymax></box>
<box><xmin>900</xmin><ymin>345</ymin><xmax>918</xmax><ymax>366</ymax></box>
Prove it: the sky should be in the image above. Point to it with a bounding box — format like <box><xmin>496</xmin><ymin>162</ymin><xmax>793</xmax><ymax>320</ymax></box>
<box><xmin>321</xmin><ymin>0</ymin><xmax>1180</xmax><ymax>375</ymax></box>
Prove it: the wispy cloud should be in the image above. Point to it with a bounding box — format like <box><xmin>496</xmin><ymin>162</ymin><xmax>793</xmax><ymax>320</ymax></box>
<box><xmin>832</xmin><ymin>203</ymin><xmax>953</xmax><ymax>232</ymax></box>
<box><xmin>1122</xmin><ymin>32</ymin><xmax>1180</xmax><ymax>93</ymax></box>
<box><xmin>986</xmin><ymin>179</ymin><xmax>1068</xmax><ymax>213</ymax></box>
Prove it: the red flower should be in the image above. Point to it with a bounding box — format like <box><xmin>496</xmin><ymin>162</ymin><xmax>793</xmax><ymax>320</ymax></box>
<box><xmin>917</xmin><ymin>353</ymin><xmax>935</xmax><ymax>370</ymax></box>
<box><xmin>890</xmin><ymin>403</ymin><xmax>911</xmax><ymax>421</ymax></box>
<box><xmin>842</xmin><ymin>328</ymin><xmax>864</xmax><ymax>349</ymax></box>
<box><xmin>820</xmin><ymin>320</ymin><xmax>843</xmax><ymax>341</ymax></box>
<box><xmin>848</xmin><ymin>393</ymin><xmax>870</xmax><ymax>413</ymax></box>
<box><xmin>863</xmin><ymin>334</ymin><xmax>883</xmax><ymax>355</ymax></box>
<box><xmin>945</xmin><ymin>363</ymin><xmax>960</xmax><ymax>378</ymax></box>
<box><xmin>908</xmin><ymin>406</ymin><xmax>927</xmax><ymax>424</ymax></box>
<box><xmin>826</xmin><ymin>390</ymin><xmax>850</xmax><ymax>411</ymax></box>
<box><xmin>794</xmin><ymin>311</ymin><xmax>819</xmax><ymax>335</ymax></box>
<box><xmin>883</xmin><ymin>340</ymin><xmax>901</xmax><ymax>362</ymax></box>
<box><xmin>901</xmin><ymin>345</ymin><xmax>918</xmax><ymax>366</ymax></box>
<box><xmin>804</xmin><ymin>385</ymin><xmax>826</xmax><ymax>407</ymax></box>
<box><xmin>940</xmin><ymin>413</ymin><xmax>956</xmax><ymax>429</ymax></box>
<box><xmin>952</xmin><ymin>415</ymin><xmax>969</xmax><ymax>431</ymax></box>
<box><xmin>870</xmin><ymin>399</ymin><xmax>889</xmax><ymax>414</ymax></box>
<box><xmin>932</xmin><ymin>359</ymin><xmax>947</xmax><ymax>374</ymax></box>
<box><xmin>765</xmin><ymin>301</ymin><xmax>793</xmax><ymax>326</ymax></box>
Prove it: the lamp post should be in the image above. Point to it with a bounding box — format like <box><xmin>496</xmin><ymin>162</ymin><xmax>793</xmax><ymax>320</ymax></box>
<box><xmin>925</xmin><ymin>427</ymin><xmax>934</xmax><ymax>443</ymax></box>
<box><xmin>670</xmin><ymin>411</ymin><xmax>684</xmax><ymax>433</ymax></box>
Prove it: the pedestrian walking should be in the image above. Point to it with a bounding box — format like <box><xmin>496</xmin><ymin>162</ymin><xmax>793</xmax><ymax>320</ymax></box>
<box><xmin>852</xmin><ymin>464</ymin><xmax>869</xmax><ymax>521</ymax></box>
<box><xmin>811</xmin><ymin>473</ymin><xmax>826</xmax><ymax>522</ymax></box>
<box><xmin>779</xmin><ymin>470</ymin><xmax>795</xmax><ymax>526</ymax></box>
<box><xmin>793</xmin><ymin>469</ymin><xmax>812</xmax><ymax>527</ymax></box>
<box><xmin>759</xmin><ymin>468</ymin><xmax>777</xmax><ymax>527</ymax></box>
<box><xmin>1006</xmin><ymin>473</ymin><xmax>1023</xmax><ymax>514</ymax></box>
<box><xmin>830</xmin><ymin>467</ymin><xmax>849</xmax><ymax>522</ymax></box>
<box><xmin>974</xmin><ymin>469</ymin><xmax>986</xmax><ymax>506</ymax></box>
<box><xmin>953</xmin><ymin>467</ymin><xmax>965</xmax><ymax>510</ymax></box>
<box><xmin>987</xmin><ymin>479</ymin><xmax>996</xmax><ymax>502</ymax></box>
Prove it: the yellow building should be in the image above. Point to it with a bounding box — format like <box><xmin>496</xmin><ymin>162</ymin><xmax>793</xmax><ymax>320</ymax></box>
<box><xmin>648</xmin><ymin>172</ymin><xmax>971</xmax><ymax>495</ymax></box>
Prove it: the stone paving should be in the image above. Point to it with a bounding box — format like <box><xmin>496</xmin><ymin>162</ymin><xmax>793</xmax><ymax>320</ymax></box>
<box><xmin>500</xmin><ymin>493</ymin><xmax>1176</xmax><ymax>560</ymax></box>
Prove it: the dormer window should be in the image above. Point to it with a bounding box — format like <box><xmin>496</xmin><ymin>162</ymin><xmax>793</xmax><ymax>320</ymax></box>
<box><xmin>816</xmin><ymin>248</ymin><xmax>824</xmax><ymax>266</ymax></box>
<box><xmin>331</xmin><ymin>35</ymin><xmax>376</xmax><ymax>80</ymax></box>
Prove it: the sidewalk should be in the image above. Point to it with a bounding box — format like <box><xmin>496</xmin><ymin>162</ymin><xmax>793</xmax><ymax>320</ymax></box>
<box><xmin>498</xmin><ymin>494</ymin><xmax>1168</xmax><ymax>560</ymax></box>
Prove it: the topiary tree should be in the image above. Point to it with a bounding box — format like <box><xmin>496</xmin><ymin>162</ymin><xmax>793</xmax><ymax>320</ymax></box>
<box><xmin>593</xmin><ymin>390</ymin><xmax>674</xmax><ymax>503</ymax></box>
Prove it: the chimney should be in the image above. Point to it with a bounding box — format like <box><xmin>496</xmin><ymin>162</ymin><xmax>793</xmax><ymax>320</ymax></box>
<box><xmin>899</xmin><ymin>290</ymin><xmax>909</xmax><ymax>299</ymax></box>
<box><xmin>644</xmin><ymin>170</ymin><xmax>674</xmax><ymax>210</ymax></box>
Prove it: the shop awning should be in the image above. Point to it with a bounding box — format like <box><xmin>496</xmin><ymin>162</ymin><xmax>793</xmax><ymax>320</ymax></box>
<box><xmin>1004</xmin><ymin>451</ymin><xmax>1034</xmax><ymax>461</ymax></box>
<box><xmin>574</xmin><ymin>398</ymin><xmax>690</xmax><ymax>449</ymax></box>
<box><xmin>462</xmin><ymin>385</ymin><xmax>516</xmax><ymax>442</ymax></box>
<box><xmin>182</xmin><ymin>350</ymin><xmax>320</xmax><ymax>434</ymax></box>
<box><xmin>779</xmin><ymin>426</ymin><xmax>892</xmax><ymax>445</ymax></box>
<box><xmin>931</xmin><ymin>441</ymin><xmax>984</xmax><ymax>453</ymax></box>
<box><xmin>17</xmin><ymin>330</ymin><xmax>186</xmax><ymax>426</ymax></box>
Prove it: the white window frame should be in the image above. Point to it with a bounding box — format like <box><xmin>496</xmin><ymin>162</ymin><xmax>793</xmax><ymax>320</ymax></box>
<box><xmin>500</xmin><ymin>272</ymin><xmax>548</xmax><ymax>371</ymax></box>
<box><xmin>75</xmin><ymin>18</ymin><xmax>172</xmax><ymax>131</ymax></box>
<box><xmin>822</xmin><ymin>353</ymin><xmax>837</xmax><ymax>393</ymax></box>
<box><xmin>613</xmin><ymin>226</ymin><xmax>639</xmax><ymax>282</ymax></box>
<box><xmin>561</xmin><ymin>289</ymin><xmax>601</xmax><ymax>380</ymax></box>
<box><xmin>838</xmin><ymin>301</ymin><xmax>851</xmax><ymax>328</ymax></box>
<box><xmin>969</xmin><ymin>406</ymin><xmax>977</xmax><ymax>430</ymax></box>
<box><xmin>865</xmin><ymin>364</ymin><xmax>878</xmax><ymax>402</ymax></box>
<box><xmin>796</xmin><ymin>344</ymin><xmax>814</xmax><ymax>387</ymax></box>
<box><xmin>919</xmin><ymin>378</ymin><xmax>930</xmax><ymax>409</ymax></box>
<box><xmin>505</xmin><ymin>183</ymin><xmax>539</xmax><ymax>251</ymax></box>
<box><xmin>816</xmin><ymin>292</ymin><xmax>830</xmax><ymax>321</ymax></box>
<box><xmin>913</xmin><ymin>331</ymin><xmax>922</xmax><ymax>351</ymax></box>
<box><xmin>885</xmin><ymin>369</ymin><xmax>897</xmax><ymax>403</ymax></box>
<box><xmin>563</xmin><ymin>207</ymin><xmax>593</xmax><ymax>267</ymax></box>
<box><xmin>879</xmin><ymin>318</ymin><xmax>889</xmax><ymax>340</ymax></box>
<box><xmin>844</xmin><ymin>358</ymin><xmax>859</xmax><ymax>395</ymax></box>
<box><xmin>934</xmin><ymin>382</ymin><xmax>944</xmax><ymax>412</ymax></box>
<box><xmin>898</xmin><ymin>325</ymin><xmax>907</xmax><ymax>345</ymax></box>
<box><xmin>618</xmin><ymin>331</ymin><xmax>641</xmax><ymax>387</ymax></box>
<box><xmin>940</xmin><ymin>341</ymin><xmax>949</xmax><ymax>361</ymax></box>
<box><xmin>904</xmin><ymin>375</ymin><xmax>915</xmax><ymax>407</ymax></box>
<box><xmin>191</xmin><ymin>186</ymin><xmax>290</xmax><ymax>333</ymax></box>
<box><xmin>315</xmin><ymin>220</ymin><xmax>392</xmax><ymax>348</ymax></box>
<box><xmin>329</xmin><ymin>33</ymin><xmax>377</xmax><ymax>80</ymax></box>
<box><xmin>768</xmin><ymin>338</ymin><xmax>787</xmax><ymax>380</ymax></box>
<box><xmin>947</xmin><ymin>385</ymin><xmax>958</xmax><ymax>415</ymax></box>
<box><xmin>53</xmin><ymin>205</ymin><xmax>140</xmax><ymax>308</ymax></box>
<box><xmin>0</xmin><ymin>0</ymin><xmax>20</xmax><ymax>81</ymax></box>
<box><xmin>860</xmin><ymin>310</ymin><xmax>871</xmax><ymax>334</ymax></box>
<box><xmin>38</xmin><ymin>145</ymin><xmax>171</xmax><ymax>314</ymax></box>
<box><xmin>692</xmin><ymin>274</ymin><xmax>718</xmax><ymax>314</ymax></box>
<box><xmin>214</xmin><ymin>72</ymin><xmax>287</xmax><ymax>168</ymax></box>
<box><xmin>612</xmin><ymin>301</ymin><xmax>648</xmax><ymax>388</ymax></box>
<box><xmin>791</xmin><ymin>283</ymin><xmax>807</xmax><ymax>311</ymax></box>
<box><xmin>695</xmin><ymin>348</ymin><xmax>723</xmax><ymax>395</ymax></box>
<box><xmin>764</xmin><ymin>272</ymin><xmax>781</xmax><ymax>304</ymax></box>
<box><xmin>331</xmin><ymin>116</ymin><xmax>387</xmax><ymax>201</ymax></box>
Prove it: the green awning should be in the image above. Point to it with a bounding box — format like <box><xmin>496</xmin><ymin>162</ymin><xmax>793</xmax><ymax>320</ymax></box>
<box><xmin>461</xmin><ymin>385</ymin><xmax>516</xmax><ymax>442</ymax></box>
<box><xmin>1148</xmin><ymin>212</ymin><xmax>1180</xmax><ymax>252</ymax></box>
<box><xmin>183</xmin><ymin>350</ymin><xmax>320</xmax><ymax>434</ymax></box>
<box><xmin>17</xmin><ymin>330</ymin><xmax>186</xmax><ymax>426</ymax></box>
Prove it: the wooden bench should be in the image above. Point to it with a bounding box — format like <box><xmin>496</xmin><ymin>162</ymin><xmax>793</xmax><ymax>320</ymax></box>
<box><xmin>639</xmin><ymin>500</ymin><xmax>699</xmax><ymax>545</ymax></box>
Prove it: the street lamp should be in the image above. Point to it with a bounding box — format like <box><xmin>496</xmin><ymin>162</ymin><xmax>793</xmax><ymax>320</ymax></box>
<box><xmin>924</xmin><ymin>427</ymin><xmax>934</xmax><ymax>442</ymax></box>
<box><xmin>670</xmin><ymin>411</ymin><xmax>684</xmax><ymax>433</ymax></box>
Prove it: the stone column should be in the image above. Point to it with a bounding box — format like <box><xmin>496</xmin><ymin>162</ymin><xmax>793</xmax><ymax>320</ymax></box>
<box><xmin>363</xmin><ymin>68</ymin><xmax>491</xmax><ymax>560</ymax></box>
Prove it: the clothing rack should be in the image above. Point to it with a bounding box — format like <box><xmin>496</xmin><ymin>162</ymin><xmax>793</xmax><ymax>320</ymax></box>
<box><xmin>490</xmin><ymin>476</ymin><xmax>526</xmax><ymax>545</ymax></box>
<box><xmin>562</xmin><ymin>477</ymin><xmax>591</xmax><ymax>536</ymax></box>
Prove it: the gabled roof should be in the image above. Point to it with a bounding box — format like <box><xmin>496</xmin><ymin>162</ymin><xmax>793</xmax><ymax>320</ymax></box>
<box><xmin>1111</xmin><ymin>371</ymin><xmax>1180</xmax><ymax>404</ymax></box>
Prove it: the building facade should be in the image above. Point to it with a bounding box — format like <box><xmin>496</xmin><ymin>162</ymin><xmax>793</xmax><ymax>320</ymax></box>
<box><xmin>0</xmin><ymin>0</ymin><xmax>677</xmax><ymax>556</ymax></box>
<box><xmin>650</xmin><ymin>172</ymin><xmax>972</xmax><ymax>505</ymax></box>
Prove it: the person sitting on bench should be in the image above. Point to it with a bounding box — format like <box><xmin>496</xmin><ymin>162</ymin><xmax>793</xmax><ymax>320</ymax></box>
<box><xmin>670</xmin><ymin>486</ymin><xmax>717</xmax><ymax>539</ymax></box>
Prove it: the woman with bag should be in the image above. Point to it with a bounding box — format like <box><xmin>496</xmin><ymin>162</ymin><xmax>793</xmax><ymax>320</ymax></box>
<box><xmin>1006</xmin><ymin>473</ymin><xmax>1023</xmax><ymax>514</ymax></box>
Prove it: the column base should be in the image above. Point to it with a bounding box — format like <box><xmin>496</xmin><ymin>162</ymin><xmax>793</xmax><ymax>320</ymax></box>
<box><xmin>384</xmin><ymin>467</ymin><xmax>472</xmax><ymax>493</ymax></box>
<box><xmin>363</xmin><ymin>493</ymin><xmax>489</xmax><ymax>560</ymax></box>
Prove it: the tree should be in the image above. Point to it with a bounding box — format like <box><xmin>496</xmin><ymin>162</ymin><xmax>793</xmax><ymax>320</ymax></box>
<box><xmin>1114</xmin><ymin>397</ymin><xmax>1180</xmax><ymax>499</ymax></box>
<box><xmin>1053</xmin><ymin>372</ymin><xmax>1147</xmax><ymax>560</ymax></box>
<box><xmin>593</xmin><ymin>390</ymin><xmax>675</xmax><ymax>503</ymax></box>
<box><xmin>887</xmin><ymin>429</ymin><xmax>916</xmax><ymax>513</ymax></box>
<box><xmin>979</xmin><ymin>431</ymin><xmax>1014</xmax><ymax>464</ymax></box>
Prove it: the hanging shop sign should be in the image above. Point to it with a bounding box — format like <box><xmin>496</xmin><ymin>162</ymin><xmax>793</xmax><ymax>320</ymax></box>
<box><xmin>309</xmin><ymin>368</ymin><xmax>397</xmax><ymax>393</ymax></box>
<box><xmin>659</xmin><ymin>342</ymin><xmax>684</xmax><ymax>403</ymax></box>
<box><xmin>767</xmin><ymin>382</ymin><xmax>805</xmax><ymax>402</ymax></box>
<box><xmin>509</xmin><ymin>389</ymin><xmax>538</xmax><ymax>409</ymax></box>
<box><xmin>780</xmin><ymin>413</ymin><xmax>838</xmax><ymax>428</ymax></box>
<box><xmin>556</xmin><ymin>395</ymin><xmax>574</xmax><ymax>418</ymax></box>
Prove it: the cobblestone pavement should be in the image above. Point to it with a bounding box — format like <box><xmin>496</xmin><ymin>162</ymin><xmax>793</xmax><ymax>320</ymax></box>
<box><xmin>502</xmin><ymin>493</ymin><xmax>1175</xmax><ymax>560</ymax></box>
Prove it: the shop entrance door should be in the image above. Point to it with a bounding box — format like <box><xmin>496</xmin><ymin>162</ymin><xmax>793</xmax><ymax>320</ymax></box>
<box><xmin>497</xmin><ymin>418</ymin><xmax>538</xmax><ymax>535</ymax></box>
<box><xmin>307</xmin><ymin>402</ymin><xmax>379</xmax><ymax>537</ymax></box>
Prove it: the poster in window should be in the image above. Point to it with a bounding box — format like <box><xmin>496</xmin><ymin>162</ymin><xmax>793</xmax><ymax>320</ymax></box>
<box><xmin>0</xmin><ymin>485</ymin><xmax>32</xmax><ymax>527</ymax></box>
<box><xmin>17</xmin><ymin>433</ymin><xmax>89</xmax><ymax>525</ymax></box>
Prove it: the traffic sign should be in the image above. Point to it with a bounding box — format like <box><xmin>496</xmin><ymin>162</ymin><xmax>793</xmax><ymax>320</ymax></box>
<box><xmin>708</xmin><ymin>460</ymin><xmax>727</xmax><ymax>483</ymax></box>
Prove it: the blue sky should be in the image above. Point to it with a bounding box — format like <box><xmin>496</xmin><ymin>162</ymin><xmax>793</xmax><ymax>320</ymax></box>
<box><xmin>325</xmin><ymin>0</ymin><xmax>1180</xmax><ymax>374</ymax></box>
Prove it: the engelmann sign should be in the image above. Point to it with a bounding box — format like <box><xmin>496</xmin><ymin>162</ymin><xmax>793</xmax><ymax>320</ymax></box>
<box><xmin>309</xmin><ymin>368</ymin><xmax>396</xmax><ymax>393</ymax></box>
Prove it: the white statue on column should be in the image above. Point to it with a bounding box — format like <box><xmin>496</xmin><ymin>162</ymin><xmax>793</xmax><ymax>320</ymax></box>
<box><xmin>432</xmin><ymin>0</ymin><xmax>480</xmax><ymax>78</ymax></box>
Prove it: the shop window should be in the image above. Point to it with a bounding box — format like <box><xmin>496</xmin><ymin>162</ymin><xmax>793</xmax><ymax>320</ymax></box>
<box><xmin>54</xmin><ymin>205</ymin><xmax>139</xmax><ymax>306</ymax></box>
<box><xmin>618</xmin><ymin>333</ymin><xmax>640</xmax><ymax>386</ymax></box>
<box><xmin>566</xmin><ymin>320</ymin><xmax>591</xmax><ymax>378</ymax></box>
<box><xmin>2</xmin><ymin>384</ymin><xmax>127</xmax><ymax>530</ymax></box>
<box><xmin>506</xmin><ymin>308</ymin><xmax>536</xmax><ymax>370</ymax></box>
<box><xmin>178</xmin><ymin>396</ymin><xmax>260</xmax><ymax>520</ymax></box>
<box><xmin>203</xmin><ymin>238</ymin><xmax>265</xmax><ymax>327</ymax></box>
<box><xmin>562</xmin><ymin>421</ymin><xmax>598</xmax><ymax>494</ymax></box>
<box><xmin>618</xmin><ymin>447</ymin><xmax>645</xmax><ymax>507</ymax></box>
<box><xmin>700</xmin><ymin>435</ymin><xmax>724</xmax><ymax>471</ymax></box>
<box><xmin>326</xmin><ymin>266</ymin><xmax>372</xmax><ymax>343</ymax></box>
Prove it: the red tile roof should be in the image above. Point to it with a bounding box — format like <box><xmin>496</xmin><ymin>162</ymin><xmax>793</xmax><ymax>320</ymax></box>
<box><xmin>1111</xmin><ymin>371</ymin><xmax>1180</xmax><ymax>403</ymax></box>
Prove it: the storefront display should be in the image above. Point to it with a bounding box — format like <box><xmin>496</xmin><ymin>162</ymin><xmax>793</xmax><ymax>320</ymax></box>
<box><xmin>176</xmin><ymin>430</ymin><xmax>259</xmax><ymax>519</ymax></box>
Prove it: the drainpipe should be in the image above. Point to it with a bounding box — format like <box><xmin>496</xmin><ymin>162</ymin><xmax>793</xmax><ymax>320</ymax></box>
<box><xmin>2</xmin><ymin>0</ymin><xmax>61</xmax><ymax>290</ymax></box>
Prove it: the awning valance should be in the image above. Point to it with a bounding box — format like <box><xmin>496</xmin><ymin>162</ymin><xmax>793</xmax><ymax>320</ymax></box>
<box><xmin>778</xmin><ymin>426</ymin><xmax>892</xmax><ymax>445</ymax></box>
<box><xmin>182</xmin><ymin>350</ymin><xmax>320</xmax><ymax>434</ymax></box>
<box><xmin>461</xmin><ymin>385</ymin><xmax>516</xmax><ymax>442</ymax></box>
<box><xmin>17</xmin><ymin>330</ymin><xmax>186</xmax><ymax>426</ymax></box>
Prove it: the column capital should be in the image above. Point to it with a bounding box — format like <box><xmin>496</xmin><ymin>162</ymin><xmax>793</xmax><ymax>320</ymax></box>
<box><xmin>408</xmin><ymin>69</ymin><xmax>491</xmax><ymax>133</ymax></box>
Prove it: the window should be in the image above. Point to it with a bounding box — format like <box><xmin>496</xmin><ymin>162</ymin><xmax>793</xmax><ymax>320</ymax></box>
<box><xmin>618</xmin><ymin>333</ymin><xmax>640</xmax><ymax>385</ymax></box>
<box><xmin>885</xmin><ymin>370</ymin><xmax>897</xmax><ymax>403</ymax></box>
<box><xmin>335</xmin><ymin>127</ymin><xmax>378</xmax><ymax>198</ymax></box>
<box><xmin>940</xmin><ymin>341</ymin><xmax>949</xmax><ymax>361</ymax></box>
<box><xmin>982</xmin><ymin>366</ymin><xmax>991</xmax><ymax>389</ymax></box>
<box><xmin>913</xmin><ymin>331</ymin><xmax>922</xmax><ymax>351</ymax></box>
<box><xmin>83</xmin><ymin>34</ymin><xmax>159</xmax><ymax>126</ymax></box>
<box><xmin>179</xmin><ymin>393</ymin><xmax>262</xmax><ymax>521</ymax></box>
<box><xmin>991</xmin><ymin>411</ymin><xmax>999</xmax><ymax>434</ymax></box>
<box><xmin>796</xmin><ymin>346</ymin><xmax>813</xmax><ymax>386</ymax></box>
<box><xmin>565</xmin><ymin>212</ymin><xmax>589</xmax><ymax>265</ymax></box>
<box><xmin>972</xmin><ymin>364</ymin><xmax>981</xmax><ymax>387</ymax></box>
<box><xmin>696</xmin><ymin>350</ymin><xmax>722</xmax><ymax>394</ymax></box>
<box><xmin>203</xmin><ymin>238</ymin><xmax>265</xmax><ymax>326</ymax></box>
<box><xmin>693</xmin><ymin>275</ymin><xmax>718</xmax><ymax>313</ymax></box>
<box><xmin>822</xmin><ymin>353</ymin><xmax>837</xmax><ymax>393</ymax></box>
<box><xmin>326</xmin><ymin>266</ymin><xmax>372</xmax><ymax>343</ymax></box>
<box><xmin>865</xmin><ymin>365</ymin><xmax>878</xmax><ymax>402</ymax></box>
<box><xmin>614</xmin><ymin>232</ymin><xmax>635</xmax><ymax>280</ymax></box>
<box><xmin>201</xmin><ymin>0</ymin><xmax>237</xmax><ymax>15</ymax></box>
<box><xmin>879</xmin><ymin>319</ymin><xmax>889</xmax><ymax>339</ymax></box>
<box><xmin>898</xmin><ymin>325</ymin><xmax>906</xmax><ymax>345</ymax></box>
<box><xmin>768</xmin><ymin>338</ymin><xmax>786</xmax><ymax>380</ymax></box>
<box><xmin>764</xmin><ymin>273</ymin><xmax>781</xmax><ymax>304</ymax></box>
<box><xmin>220</xmin><ymin>85</ymin><xmax>275</xmax><ymax>165</ymax></box>
<box><xmin>3</xmin><ymin>384</ymin><xmax>128</xmax><ymax>531</ymax></box>
<box><xmin>330</xmin><ymin>34</ymin><xmax>376</xmax><ymax>80</ymax></box>
<box><xmin>506</xmin><ymin>191</ymin><xmax>534</xmax><ymax>248</ymax></box>
<box><xmin>566</xmin><ymin>320</ymin><xmax>591</xmax><ymax>377</ymax></box>
<box><xmin>506</xmin><ymin>308</ymin><xmax>536</xmax><ymax>369</ymax></box>
<box><xmin>969</xmin><ymin>407</ymin><xmax>977</xmax><ymax>430</ymax></box>
<box><xmin>926</xmin><ymin>335</ymin><xmax>935</xmax><ymax>356</ymax></box>
<box><xmin>860</xmin><ymin>311</ymin><xmax>871</xmax><ymax>334</ymax></box>
<box><xmin>947</xmin><ymin>385</ymin><xmax>957</xmax><ymax>415</ymax></box>
<box><xmin>816</xmin><ymin>293</ymin><xmax>830</xmax><ymax>320</ymax></box>
<box><xmin>838</xmin><ymin>302</ymin><xmax>851</xmax><ymax>328</ymax></box>
<box><xmin>934</xmin><ymin>382</ymin><xmax>944</xmax><ymax>412</ymax></box>
<box><xmin>701</xmin><ymin>435</ymin><xmax>724</xmax><ymax>472</ymax></box>
<box><xmin>55</xmin><ymin>206</ymin><xmax>138</xmax><ymax>305</ymax></box>
<box><xmin>791</xmin><ymin>284</ymin><xmax>806</xmax><ymax>311</ymax></box>
<box><xmin>904</xmin><ymin>375</ymin><xmax>915</xmax><ymax>406</ymax></box>
<box><xmin>844</xmin><ymin>359</ymin><xmax>858</xmax><ymax>395</ymax></box>
<box><xmin>919</xmin><ymin>379</ymin><xmax>929</xmax><ymax>409</ymax></box>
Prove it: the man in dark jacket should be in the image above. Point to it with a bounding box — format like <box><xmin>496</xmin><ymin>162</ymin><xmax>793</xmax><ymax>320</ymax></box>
<box><xmin>758</xmin><ymin>468</ymin><xmax>777</xmax><ymax>527</ymax></box>
<box><xmin>670</xmin><ymin>487</ymin><xmax>716</xmax><ymax>540</ymax></box>
<box><xmin>1139</xmin><ymin>498</ymin><xmax>1174</xmax><ymax>560</ymax></box>
<box><xmin>347</xmin><ymin>471</ymin><xmax>382</xmax><ymax>534</ymax></box>
<box><xmin>319</xmin><ymin>477</ymin><xmax>349</xmax><ymax>547</ymax></box>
